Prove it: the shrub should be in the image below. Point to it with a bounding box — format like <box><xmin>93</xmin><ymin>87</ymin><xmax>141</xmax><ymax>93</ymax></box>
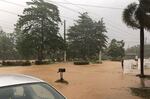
<box><xmin>111</xmin><ymin>57</ymin><xmax>122</xmax><ymax>61</ymax></box>
<box><xmin>22</xmin><ymin>60</ymin><xmax>31</xmax><ymax>66</ymax></box>
<box><xmin>35</xmin><ymin>60</ymin><xmax>50</xmax><ymax>65</ymax></box>
<box><xmin>2</xmin><ymin>60</ymin><xmax>31</xmax><ymax>66</ymax></box>
<box><xmin>95</xmin><ymin>61</ymin><xmax>102</xmax><ymax>64</ymax></box>
<box><xmin>74</xmin><ymin>61</ymin><xmax>90</xmax><ymax>65</ymax></box>
<box><xmin>102</xmin><ymin>55</ymin><xmax>112</xmax><ymax>60</ymax></box>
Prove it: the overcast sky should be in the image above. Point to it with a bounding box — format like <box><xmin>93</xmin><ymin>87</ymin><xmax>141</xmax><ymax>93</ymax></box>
<box><xmin>0</xmin><ymin>0</ymin><xmax>149</xmax><ymax>48</ymax></box>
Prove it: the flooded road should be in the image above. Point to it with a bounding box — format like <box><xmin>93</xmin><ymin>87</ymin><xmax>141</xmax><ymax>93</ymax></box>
<box><xmin>0</xmin><ymin>61</ymin><xmax>148</xmax><ymax>99</ymax></box>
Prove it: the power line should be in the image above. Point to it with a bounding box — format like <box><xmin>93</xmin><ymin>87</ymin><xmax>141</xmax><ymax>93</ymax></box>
<box><xmin>0</xmin><ymin>20</ymin><xmax>139</xmax><ymax>43</ymax></box>
<box><xmin>68</xmin><ymin>4</ymin><xmax>135</xmax><ymax>37</ymax></box>
<box><xmin>0</xmin><ymin>0</ymin><xmax>79</xmax><ymax>15</ymax></box>
<box><xmin>0</xmin><ymin>7</ymin><xmax>133</xmax><ymax>38</ymax></box>
<box><xmin>0</xmin><ymin>0</ymin><xmax>75</xmax><ymax>21</ymax></box>
<box><xmin>46</xmin><ymin>1</ymin><xmax>124</xmax><ymax>10</ymax></box>
<box><xmin>0</xmin><ymin>0</ymin><xmax>124</xmax><ymax>10</ymax></box>
<box><xmin>62</xmin><ymin>0</ymin><xmax>88</xmax><ymax>13</ymax></box>
<box><xmin>51</xmin><ymin>0</ymin><xmax>139</xmax><ymax>41</ymax></box>
<box><xmin>46</xmin><ymin>0</ymin><xmax>80</xmax><ymax>13</ymax></box>
<box><xmin>0</xmin><ymin>0</ymin><xmax>124</xmax><ymax>11</ymax></box>
<box><xmin>60</xmin><ymin>2</ymin><xmax>138</xmax><ymax>41</ymax></box>
<box><xmin>59</xmin><ymin>0</ymin><xmax>137</xmax><ymax>38</ymax></box>
<box><xmin>0</xmin><ymin>7</ymin><xmax>74</xmax><ymax>21</ymax></box>
<box><xmin>0</xmin><ymin>0</ymin><xmax>123</xmax><ymax>28</ymax></box>
<box><xmin>0</xmin><ymin>7</ymin><xmax>127</xmax><ymax>38</ymax></box>
<box><xmin>0</xmin><ymin>0</ymin><xmax>139</xmax><ymax>40</ymax></box>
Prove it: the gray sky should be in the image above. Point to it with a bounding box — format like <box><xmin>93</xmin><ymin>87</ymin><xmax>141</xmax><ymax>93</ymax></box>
<box><xmin>0</xmin><ymin>0</ymin><xmax>149</xmax><ymax>48</ymax></box>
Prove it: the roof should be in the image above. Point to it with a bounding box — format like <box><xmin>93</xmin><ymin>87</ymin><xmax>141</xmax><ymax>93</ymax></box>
<box><xmin>0</xmin><ymin>74</ymin><xmax>44</xmax><ymax>87</ymax></box>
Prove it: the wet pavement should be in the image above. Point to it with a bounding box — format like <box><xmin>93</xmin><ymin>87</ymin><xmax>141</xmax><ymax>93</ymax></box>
<box><xmin>130</xmin><ymin>77</ymin><xmax>150</xmax><ymax>99</ymax></box>
<box><xmin>122</xmin><ymin>62</ymin><xmax>150</xmax><ymax>99</ymax></box>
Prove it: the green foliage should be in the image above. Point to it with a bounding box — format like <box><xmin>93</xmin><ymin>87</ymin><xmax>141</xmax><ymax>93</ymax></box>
<box><xmin>107</xmin><ymin>39</ymin><xmax>125</xmax><ymax>59</ymax></box>
<box><xmin>15</xmin><ymin>0</ymin><xmax>63</xmax><ymax>61</ymax></box>
<box><xmin>2</xmin><ymin>60</ymin><xmax>31</xmax><ymax>66</ymax></box>
<box><xmin>35</xmin><ymin>60</ymin><xmax>51</xmax><ymax>65</ymax></box>
<box><xmin>67</xmin><ymin>12</ymin><xmax>108</xmax><ymax>60</ymax></box>
<box><xmin>126</xmin><ymin>44</ymin><xmax>150</xmax><ymax>58</ymax></box>
<box><xmin>111</xmin><ymin>57</ymin><xmax>122</xmax><ymax>61</ymax></box>
<box><xmin>15</xmin><ymin>29</ymin><xmax>36</xmax><ymax>60</ymax></box>
<box><xmin>0</xmin><ymin>30</ymin><xmax>18</xmax><ymax>60</ymax></box>
<box><xmin>74</xmin><ymin>61</ymin><xmax>90</xmax><ymax>65</ymax></box>
<box><xmin>101</xmin><ymin>54</ymin><xmax>111</xmax><ymax>60</ymax></box>
<box><xmin>122</xmin><ymin>1</ymin><xmax>150</xmax><ymax>30</ymax></box>
<box><xmin>123</xmin><ymin>0</ymin><xmax>150</xmax><ymax>76</ymax></box>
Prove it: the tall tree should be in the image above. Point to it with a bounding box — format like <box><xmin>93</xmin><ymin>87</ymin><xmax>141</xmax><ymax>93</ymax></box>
<box><xmin>0</xmin><ymin>29</ymin><xmax>16</xmax><ymax>60</ymax></box>
<box><xmin>16</xmin><ymin>0</ymin><xmax>63</xmax><ymax>61</ymax></box>
<box><xmin>107</xmin><ymin>39</ymin><xmax>125</xmax><ymax>59</ymax></box>
<box><xmin>122</xmin><ymin>0</ymin><xmax>150</xmax><ymax>77</ymax></box>
<box><xmin>67</xmin><ymin>12</ymin><xmax>107</xmax><ymax>60</ymax></box>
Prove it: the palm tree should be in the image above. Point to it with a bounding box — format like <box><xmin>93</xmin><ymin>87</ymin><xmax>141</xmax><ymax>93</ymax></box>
<box><xmin>122</xmin><ymin>0</ymin><xmax>150</xmax><ymax>77</ymax></box>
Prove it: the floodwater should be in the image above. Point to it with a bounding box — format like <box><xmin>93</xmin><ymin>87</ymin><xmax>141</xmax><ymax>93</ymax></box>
<box><xmin>130</xmin><ymin>77</ymin><xmax>150</xmax><ymax>99</ymax></box>
<box><xmin>0</xmin><ymin>61</ymin><xmax>149</xmax><ymax>99</ymax></box>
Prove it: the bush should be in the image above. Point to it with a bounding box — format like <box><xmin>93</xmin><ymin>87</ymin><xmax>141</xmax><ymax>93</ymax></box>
<box><xmin>22</xmin><ymin>60</ymin><xmax>31</xmax><ymax>66</ymax></box>
<box><xmin>2</xmin><ymin>60</ymin><xmax>31</xmax><ymax>66</ymax></box>
<box><xmin>35</xmin><ymin>60</ymin><xmax>50</xmax><ymax>65</ymax></box>
<box><xmin>111</xmin><ymin>57</ymin><xmax>122</xmax><ymax>61</ymax></box>
<box><xmin>95</xmin><ymin>61</ymin><xmax>102</xmax><ymax>64</ymax></box>
<box><xmin>102</xmin><ymin>55</ymin><xmax>112</xmax><ymax>60</ymax></box>
<box><xmin>74</xmin><ymin>61</ymin><xmax>90</xmax><ymax>65</ymax></box>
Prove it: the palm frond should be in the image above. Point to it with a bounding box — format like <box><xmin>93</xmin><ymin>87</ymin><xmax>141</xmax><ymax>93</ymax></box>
<box><xmin>122</xmin><ymin>3</ymin><xmax>140</xmax><ymax>29</ymax></box>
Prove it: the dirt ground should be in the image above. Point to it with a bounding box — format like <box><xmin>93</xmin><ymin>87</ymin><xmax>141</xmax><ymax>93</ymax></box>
<box><xmin>0</xmin><ymin>61</ymin><xmax>145</xmax><ymax>99</ymax></box>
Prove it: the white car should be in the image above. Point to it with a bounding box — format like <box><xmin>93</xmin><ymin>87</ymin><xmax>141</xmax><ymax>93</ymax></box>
<box><xmin>0</xmin><ymin>74</ymin><xmax>66</xmax><ymax>99</ymax></box>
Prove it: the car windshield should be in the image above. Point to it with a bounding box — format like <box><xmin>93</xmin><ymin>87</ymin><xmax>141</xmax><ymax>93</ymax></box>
<box><xmin>0</xmin><ymin>83</ymin><xmax>65</xmax><ymax>99</ymax></box>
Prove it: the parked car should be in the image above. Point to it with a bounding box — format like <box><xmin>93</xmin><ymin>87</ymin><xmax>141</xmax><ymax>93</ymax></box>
<box><xmin>0</xmin><ymin>74</ymin><xmax>66</xmax><ymax>99</ymax></box>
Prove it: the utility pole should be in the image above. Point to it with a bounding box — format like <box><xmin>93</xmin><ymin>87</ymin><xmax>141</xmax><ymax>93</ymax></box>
<box><xmin>64</xmin><ymin>20</ymin><xmax>67</xmax><ymax>62</ymax></box>
<box><xmin>140</xmin><ymin>26</ymin><xmax>144</xmax><ymax>77</ymax></box>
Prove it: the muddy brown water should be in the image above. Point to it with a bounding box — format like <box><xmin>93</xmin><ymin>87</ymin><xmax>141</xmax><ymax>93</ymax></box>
<box><xmin>0</xmin><ymin>61</ymin><xmax>147</xmax><ymax>99</ymax></box>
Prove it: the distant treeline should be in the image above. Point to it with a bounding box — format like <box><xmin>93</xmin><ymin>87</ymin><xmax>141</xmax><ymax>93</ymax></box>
<box><xmin>126</xmin><ymin>44</ymin><xmax>150</xmax><ymax>58</ymax></box>
<box><xmin>0</xmin><ymin>0</ymin><xmax>125</xmax><ymax>62</ymax></box>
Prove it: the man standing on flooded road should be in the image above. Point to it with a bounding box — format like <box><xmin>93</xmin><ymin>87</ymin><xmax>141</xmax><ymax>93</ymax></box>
<box><xmin>121</xmin><ymin>59</ymin><xmax>124</xmax><ymax>70</ymax></box>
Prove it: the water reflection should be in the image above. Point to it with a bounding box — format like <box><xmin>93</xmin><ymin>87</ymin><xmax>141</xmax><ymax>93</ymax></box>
<box><xmin>130</xmin><ymin>77</ymin><xmax>150</xmax><ymax>99</ymax></box>
<box><xmin>140</xmin><ymin>78</ymin><xmax>145</xmax><ymax>88</ymax></box>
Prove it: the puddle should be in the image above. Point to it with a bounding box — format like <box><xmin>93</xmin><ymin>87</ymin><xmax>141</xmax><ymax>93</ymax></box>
<box><xmin>130</xmin><ymin>78</ymin><xmax>150</xmax><ymax>99</ymax></box>
<box><xmin>55</xmin><ymin>79</ymin><xmax>69</xmax><ymax>85</ymax></box>
<box><xmin>130</xmin><ymin>87</ymin><xmax>150</xmax><ymax>99</ymax></box>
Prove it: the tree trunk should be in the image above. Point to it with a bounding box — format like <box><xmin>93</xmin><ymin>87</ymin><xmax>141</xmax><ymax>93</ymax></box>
<box><xmin>64</xmin><ymin>20</ymin><xmax>67</xmax><ymax>62</ymax></box>
<box><xmin>37</xmin><ymin>48</ymin><xmax>42</xmax><ymax>62</ymax></box>
<box><xmin>37</xmin><ymin>30</ymin><xmax>44</xmax><ymax>62</ymax></box>
<box><xmin>140</xmin><ymin>26</ymin><xmax>144</xmax><ymax>77</ymax></box>
<box><xmin>38</xmin><ymin>17</ymin><xmax>44</xmax><ymax>62</ymax></box>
